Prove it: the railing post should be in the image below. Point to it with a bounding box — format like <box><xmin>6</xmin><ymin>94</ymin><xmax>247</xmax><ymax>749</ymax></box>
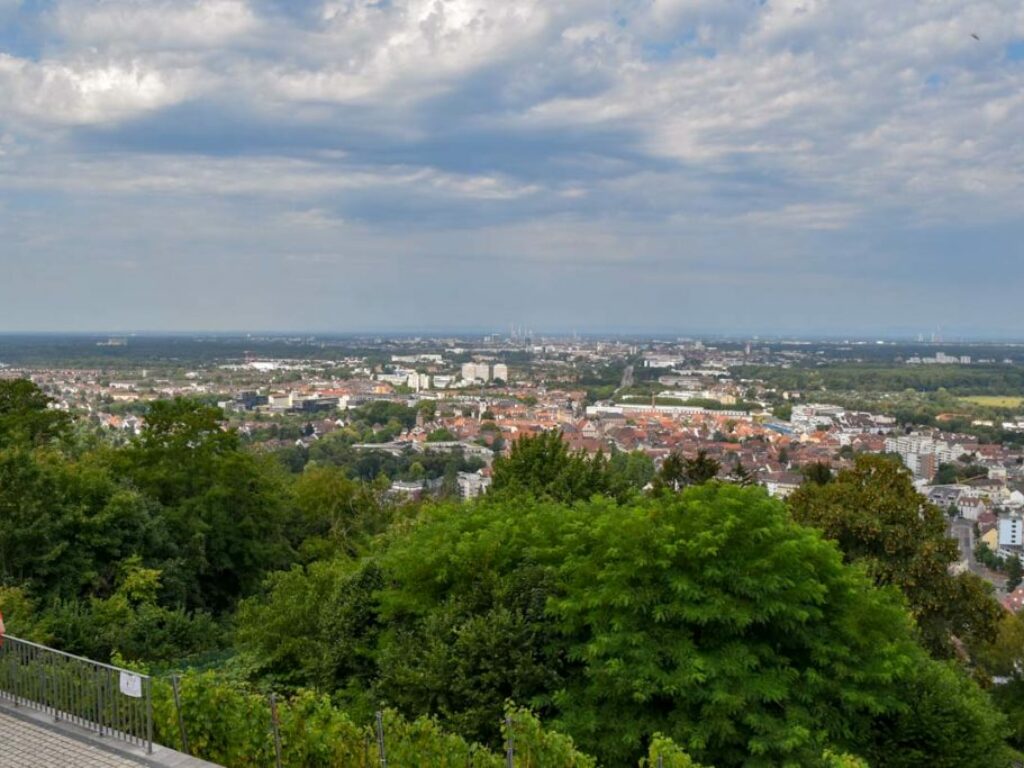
<box><xmin>96</xmin><ymin>668</ymin><xmax>104</xmax><ymax>737</ymax></box>
<box><xmin>39</xmin><ymin>664</ymin><xmax>47</xmax><ymax>718</ymax></box>
<box><xmin>269</xmin><ymin>693</ymin><xmax>283</xmax><ymax>768</ymax></box>
<box><xmin>171</xmin><ymin>675</ymin><xmax>189</xmax><ymax>754</ymax></box>
<box><xmin>146</xmin><ymin>676</ymin><xmax>154</xmax><ymax>755</ymax></box>
<box><xmin>504</xmin><ymin>715</ymin><xmax>515</xmax><ymax>768</ymax></box>
<box><xmin>7</xmin><ymin>642</ymin><xmax>19</xmax><ymax>706</ymax></box>
<box><xmin>52</xmin><ymin>657</ymin><xmax>60</xmax><ymax>723</ymax></box>
<box><xmin>375</xmin><ymin>710</ymin><xmax>388</xmax><ymax>768</ymax></box>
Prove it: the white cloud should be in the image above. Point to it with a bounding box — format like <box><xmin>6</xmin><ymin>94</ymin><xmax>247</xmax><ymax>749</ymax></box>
<box><xmin>515</xmin><ymin>0</ymin><xmax>1024</xmax><ymax>221</ymax></box>
<box><xmin>49</xmin><ymin>0</ymin><xmax>258</xmax><ymax>48</ymax></box>
<box><xmin>0</xmin><ymin>54</ymin><xmax>199</xmax><ymax>124</ymax></box>
<box><xmin>738</xmin><ymin>202</ymin><xmax>861</xmax><ymax>230</ymax></box>
<box><xmin>1</xmin><ymin>0</ymin><xmax>1024</xmax><ymax>279</ymax></box>
<box><xmin>266</xmin><ymin>0</ymin><xmax>555</xmax><ymax>104</ymax></box>
<box><xmin>0</xmin><ymin>151</ymin><xmax>542</xmax><ymax>203</ymax></box>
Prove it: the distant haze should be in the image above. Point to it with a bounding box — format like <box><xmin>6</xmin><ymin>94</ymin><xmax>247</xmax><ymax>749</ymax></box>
<box><xmin>1</xmin><ymin>1</ymin><xmax>1023</xmax><ymax>336</ymax></box>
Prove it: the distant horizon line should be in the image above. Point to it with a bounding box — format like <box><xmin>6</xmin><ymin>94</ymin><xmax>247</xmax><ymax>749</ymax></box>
<box><xmin>2</xmin><ymin>330</ymin><xmax>1024</xmax><ymax>345</ymax></box>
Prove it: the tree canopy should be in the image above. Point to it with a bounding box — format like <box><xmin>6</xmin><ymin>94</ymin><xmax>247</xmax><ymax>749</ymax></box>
<box><xmin>0</xmin><ymin>378</ymin><xmax>70</xmax><ymax>448</ymax></box>
<box><xmin>788</xmin><ymin>454</ymin><xmax>1003</xmax><ymax>657</ymax></box>
<box><xmin>490</xmin><ymin>431</ymin><xmax>649</xmax><ymax>504</ymax></box>
<box><xmin>240</xmin><ymin>484</ymin><xmax>1012</xmax><ymax>767</ymax></box>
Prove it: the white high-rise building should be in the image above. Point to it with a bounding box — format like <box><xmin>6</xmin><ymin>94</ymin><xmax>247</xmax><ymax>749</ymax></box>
<box><xmin>883</xmin><ymin>434</ymin><xmax>967</xmax><ymax>479</ymax></box>
<box><xmin>461</xmin><ymin>362</ymin><xmax>491</xmax><ymax>382</ymax></box>
<box><xmin>406</xmin><ymin>372</ymin><xmax>431</xmax><ymax>391</ymax></box>
<box><xmin>492</xmin><ymin>363</ymin><xmax>509</xmax><ymax>382</ymax></box>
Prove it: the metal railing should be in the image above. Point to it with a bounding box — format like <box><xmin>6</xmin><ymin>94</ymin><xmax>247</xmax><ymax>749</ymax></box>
<box><xmin>0</xmin><ymin>635</ymin><xmax>153</xmax><ymax>753</ymax></box>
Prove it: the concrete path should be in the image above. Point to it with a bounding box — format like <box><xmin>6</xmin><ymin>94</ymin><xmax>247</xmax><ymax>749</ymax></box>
<box><xmin>0</xmin><ymin>708</ymin><xmax>144</xmax><ymax>767</ymax></box>
<box><xmin>0</xmin><ymin>704</ymin><xmax>221</xmax><ymax>768</ymax></box>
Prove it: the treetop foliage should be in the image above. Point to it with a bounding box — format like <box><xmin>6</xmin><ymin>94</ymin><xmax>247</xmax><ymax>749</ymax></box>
<box><xmin>788</xmin><ymin>454</ymin><xmax>1003</xmax><ymax>658</ymax></box>
<box><xmin>490</xmin><ymin>431</ymin><xmax>652</xmax><ymax>504</ymax></box>
<box><xmin>240</xmin><ymin>483</ymin><xmax>1012</xmax><ymax>767</ymax></box>
<box><xmin>0</xmin><ymin>378</ymin><xmax>70</xmax><ymax>448</ymax></box>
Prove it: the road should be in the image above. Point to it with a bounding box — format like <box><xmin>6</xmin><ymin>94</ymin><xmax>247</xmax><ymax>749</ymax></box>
<box><xmin>620</xmin><ymin>364</ymin><xmax>634</xmax><ymax>389</ymax></box>
<box><xmin>949</xmin><ymin>518</ymin><xmax>1003</xmax><ymax>589</ymax></box>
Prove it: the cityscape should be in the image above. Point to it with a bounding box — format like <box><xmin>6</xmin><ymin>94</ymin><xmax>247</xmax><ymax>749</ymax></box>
<box><xmin>6</xmin><ymin>332</ymin><xmax>1024</xmax><ymax>602</ymax></box>
<box><xmin>3</xmin><ymin>0</ymin><xmax>1024</xmax><ymax>765</ymax></box>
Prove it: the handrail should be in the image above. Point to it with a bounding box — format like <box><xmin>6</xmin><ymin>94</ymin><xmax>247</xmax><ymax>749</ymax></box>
<box><xmin>2</xmin><ymin>634</ymin><xmax>147</xmax><ymax>675</ymax></box>
<box><xmin>0</xmin><ymin>634</ymin><xmax>153</xmax><ymax>753</ymax></box>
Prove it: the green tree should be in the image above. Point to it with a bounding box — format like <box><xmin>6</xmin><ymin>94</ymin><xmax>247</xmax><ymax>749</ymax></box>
<box><xmin>42</xmin><ymin>556</ymin><xmax>221</xmax><ymax>662</ymax></box>
<box><xmin>417</xmin><ymin>400</ymin><xmax>437</xmax><ymax>422</ymax></box>
<box><xmin>654</xmin><ymin>451</ymin><xmax>686</xmax><ymax>491</ymax></box>
<box><xmin>1007</xmin><ymin>555</ymin><xmax>1023</xmax><ymax>592</ymax></box>
<box><xmin>125</xmin><ymin>398</ymin><xmax>240</xmax><ymax>505</ymax></box>
<box><xmin>801</xmin><ymin>461</ymin><xmax>834</xmax><ymax>486</ymax></box>
<box><xmin>236</xmin><ymin>558</ymin><xmax>384</xmax><ymax>698</ymax></box>
<box><xmin>362</xmin><ymin>486</ymin><xmax>1009</xmax><ymax>766</ymax></box>
<box><xmin>975</xmin><ymin>613</ymin><xmax>1024</xmax><ymax>749</ymax></box>
<box><xmin>862</xmin><ymin>660</ymin><xmax>1013</xmax><ymax>768</ymax></box>
<box><xmin>0</xmin><ymin>447</ymin><xmax>156</xmax><ymax>601</ymax></box>
<box><xmin>608</xmin><ymin>450</ymin><xmax>655</xmax><ymax>493</ymax></box>
<box><xmin>682</xmin><ymin>449</ymin><xmax>720</xmax><ymax>485</ymax></box>
<box><xmin>291</xmin><ymin>465</ymin><xmax>378</xmax><ymax>559</ymax></box>
<box><xmin>934</xmin><ymin>462</ymin><xmax>959</xmax><ymax>485</ymax></box>
<box><xmin>0</xmin><ymin>379</ymin><xmax>70</xmax><ymax>448</ymax></box>
<box><xmin>119</xmin><ymin>398</ymin><xmax>295</xmax><ymax>610</ymax></box>
<box><xmin>354</xmin><ymin>401</ymin><xmax>417</xmax><ymax>431</ymax></box>
<box><xmin>491</xmin><ymin>432</ymin><xmax>625</xmax><ymax>503</ymax></box>
<box><xmin>728</xmin><ymin>460</ymin><xmax>753</xmax><ymax>486</ymax></box>
<box><xmin>788</xmin><ymin>455</ymin><xmax>1002</xmax><ymax>657</ymax></box>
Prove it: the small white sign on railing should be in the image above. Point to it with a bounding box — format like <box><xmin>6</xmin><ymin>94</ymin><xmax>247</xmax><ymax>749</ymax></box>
<box><xmin>119</xmin><ymin>671</ymin><xmax>143</xmax><ymax>698</ymax></box>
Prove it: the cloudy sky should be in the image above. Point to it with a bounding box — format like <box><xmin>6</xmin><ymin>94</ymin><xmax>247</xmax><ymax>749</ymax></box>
<box><xmin>0</xmin><ymin>0</ymin><xmax>1022</xmax><ymax>336</ymax></box>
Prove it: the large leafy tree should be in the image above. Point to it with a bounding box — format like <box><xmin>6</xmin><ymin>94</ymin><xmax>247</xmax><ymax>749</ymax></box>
<box><xmin>0</xmin><ymin>380</ymin><xmax>157</xmax><ymax>600</ymax></box>
<box><xmin>490</xmin><ymin>431</ymin><xmax>638</xmax><ymax>503</ymax></box>
<box><xmin>976</xmin><ymin>613</ymin><xmax>1024</xmax><ymax>751</ymax></box>
<box><xmin>236</xmin><ymin>558</ymin><xmax>384</xmax><ymax>698</ymax></box>
<box><xmin>788</xmin><ymin>454</ymin><xmax>1003</xmax><ymax>657</ymax></box>
<box><xmin>0</xmin><ymin>447</ymin><xmax>155</xmax><ymax>598</ymax></box>
<box><xmin>608</xmin><ymin>449</ymin><xmax>656</xmax><ymax>492</ymax></box>
<box><xmin>0</xmin><ymin>384</ymin><xmax>219</xmax><ymax>661</ymax></box>
<box><xmin>0</xmin><ymin>379</ymin><xmax>69</xmax><ymax>448</ymax></box>
<box><xmin>682</xmin><ymin>449</ymin><xmax>721</xmax><ymax>484</ymax></box>
<box><xmin>118</xmin><ymin>398</ymin><xmax>295</xmax><ymax>610</ymax></box>
<box><xmin>314</xmin><ymin>485</ymin><xmax>1010</xmax><ymax>766</ymax></box>
<box><xmin>654</xmin><ymin>449</ymin><xmax>721</xmax><ymax>491</ymax></box>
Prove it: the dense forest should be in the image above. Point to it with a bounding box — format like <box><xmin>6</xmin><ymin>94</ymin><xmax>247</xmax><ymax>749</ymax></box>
<box><xmin>2</xmin><ymin>380</ymin><xmax>1024</xmax><ymax>766</ymax></box>
<box><xmin>733</xmin><ymin>362</ymin><xmax>1024</xmax><ymax>396</ymax></box>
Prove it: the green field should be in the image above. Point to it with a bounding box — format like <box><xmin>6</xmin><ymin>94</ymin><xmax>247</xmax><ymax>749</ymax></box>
<box><xmin>960</xmin><ymin>395</ymin><xmax>1024</xmax><ymax>408</ymax></box>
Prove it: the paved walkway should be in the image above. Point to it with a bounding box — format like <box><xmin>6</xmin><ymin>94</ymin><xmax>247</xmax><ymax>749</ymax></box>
<box><xmin>0</xmin><ymin>709</ymin><xmax>146</xmax><ymax>767</ymax></box>
<box><xmin>0</xmin><ymin>704</ymin><xmax>221</xmax><ymax>768</ymax></box>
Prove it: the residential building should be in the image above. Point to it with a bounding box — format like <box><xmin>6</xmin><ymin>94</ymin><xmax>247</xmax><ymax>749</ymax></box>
<box><xmin>461</xmin><ymin>362</ymin><xmax>491</xmax><ymax>382</ymax></box>
<box><xmin>1000</xmin><ymin>515</ymin><xmax>1023</xmax><ymax>548</ymax></box>
<box><xmin>457</xmin><ymin>471</ymin><xmax>491</xmax><ymax>499</ymax></box>
<box><xmin>884</xmin><ymin>434</ymin><xmax>967</xmax><ymax>479</ymax></box>
<box><xmin>407</xmin><ymin>372</ymin><xmax>431</xmax><ymax>391</ymax></box>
